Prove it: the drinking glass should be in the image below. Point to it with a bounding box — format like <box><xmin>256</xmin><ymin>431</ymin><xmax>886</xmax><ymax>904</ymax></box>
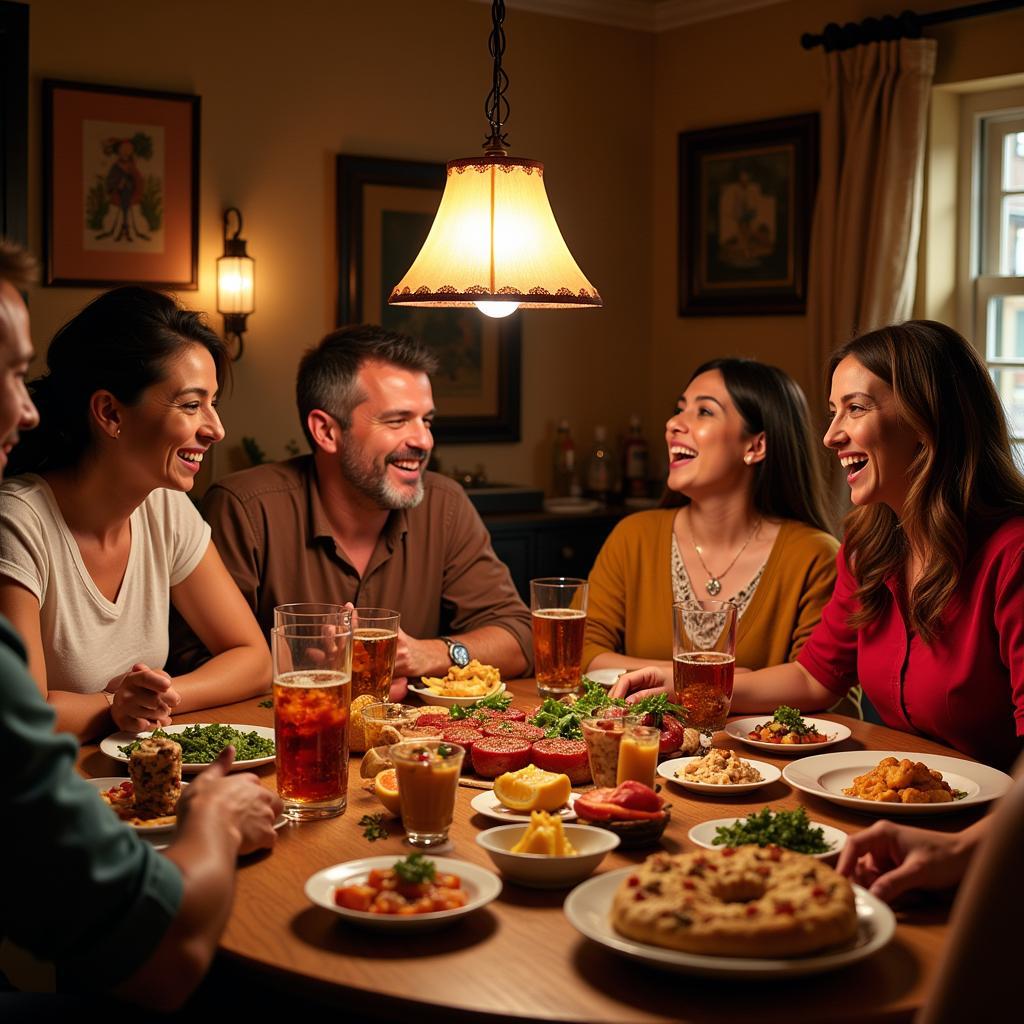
<box><xmin>530</xmin><ymin>577</ymin><xmax>588</xmax><ymax>699</ymax></box>
<box><xmin>271</xmin><ymin>618</ymin><xmax>353</xmax><ymax>820</ymax></box>
<box><xmin>361</xmin><ymin>702</ymin><xmax>421</xmax><ymax>749</ymax></box>
<box><xmin>273</xmin><ymin>602</ymin><xmax>347</xmax><ymax>628</ymax></box>
<box><xmin>390</xmin><ymin>739</ymin><xmax>465</xmax><ymax>848</ymax></box>
<box><xmin>581</xmin><ymin>712</ymin><xmax>640</xmax><ymax>788</ymax></box>
<box><xmin>672</xmin><ymin>600</ymin><xmax>737</xmax><ymax>749</ymax></box>
<box><xmin>616</xmin><ymin>722</ymin><xmax>660</xmax><ymax>788</ymax></box>
<box><xmin>351</xmin><ymin>607</ymin><xmax>400</xmax><ymax>701</ymax></box>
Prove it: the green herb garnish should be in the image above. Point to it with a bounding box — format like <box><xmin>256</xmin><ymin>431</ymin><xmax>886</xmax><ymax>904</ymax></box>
<box><xmin>953</xmin><ymin>789</ymin><xmax>968</xmax><ymax>801</ymax></box>
<box><xmin>359</xmin><ymin>813</ymin><xmax>389</xmax><ymax>842</ymax></box>
<box><xmin>436</xmin><ymin>743</ymin><xmax>456</xmax><ymax>758</ymax></box>
<box><xmin>528</xmin><ymin>679</ymin><xmax>625</xmax><ymax>740</ymax></box>
<box><xmin>711</xmin><ymin>807</ymin><xmax>831</xmax><ymax>855</ymax></box>
<box><xmin>771</xmin><ymin>706</ymin><xmax>812</xmax><ymax>736</ymax></box>
<box><xmin>393</xmin><ymin>852</ymin><xmax>436</xmax><ymax>884</ymax></box>
<box><xmin>448</xmin><ymin>688</ymin><xmax>512</xmax><ymax>721</ymax></box>
<box><xmin>630</xmin><ymin>693</ymin><xmax>687</xmax><ymax>728</ymax></box>
<box><xmin>258</xmin><ymin>698</ymin><xmax>274</xmax><ymax>708</ymax></box>
<box><xmin>118</xmin><ymin>724</ymin><xmax>275</xmax><ymax>763</ymax></box>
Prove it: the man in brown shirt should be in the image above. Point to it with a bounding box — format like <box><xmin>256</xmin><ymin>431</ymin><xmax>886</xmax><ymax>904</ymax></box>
<box><xmin>177</xmin><ymin>325</ymin><xmax>531</xmax><ymax>684</ymax></box>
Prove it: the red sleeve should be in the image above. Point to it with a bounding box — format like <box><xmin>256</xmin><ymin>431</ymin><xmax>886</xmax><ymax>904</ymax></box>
<box><xmin>994</xmin><ymin>545</ymin><xmax>1024</xmax><ymax>737</ymax></box>
<box><xmin>795</xmin><ymin>546</ymin><xmax>860</xmax><ymax>696</ymax></box>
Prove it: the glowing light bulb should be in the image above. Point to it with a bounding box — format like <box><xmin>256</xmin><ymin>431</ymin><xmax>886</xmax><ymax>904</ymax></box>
<box><xmin>475</xmin><ymin>301</ymin><xmax>520</xmax><ymax>319</ymax></box>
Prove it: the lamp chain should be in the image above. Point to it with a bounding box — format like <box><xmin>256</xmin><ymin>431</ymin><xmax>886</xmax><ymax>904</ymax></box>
<box><xmin>483</xmin><ymin>0</ymin><xmax>510</xmax><ymax>154</ymax></box>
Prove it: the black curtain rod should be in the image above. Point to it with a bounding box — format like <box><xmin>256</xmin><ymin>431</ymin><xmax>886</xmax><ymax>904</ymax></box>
<box><xmin>801</xmin><ymin>0</ymin><xmax>1024</xmax><ymax>51</ymax></box>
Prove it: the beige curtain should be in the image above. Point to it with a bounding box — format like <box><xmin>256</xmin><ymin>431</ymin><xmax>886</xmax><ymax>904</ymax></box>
<box><xmin>807</xmin><ymin>38</ymin><xmax>938</xmax><ymax>408</ymax></box>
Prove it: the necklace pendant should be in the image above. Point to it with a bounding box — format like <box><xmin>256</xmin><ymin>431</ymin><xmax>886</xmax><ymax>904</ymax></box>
<box><xmin>705</xmin><ymin>578</ymin><xmax>722</xmax><ymax>596</ymax></box>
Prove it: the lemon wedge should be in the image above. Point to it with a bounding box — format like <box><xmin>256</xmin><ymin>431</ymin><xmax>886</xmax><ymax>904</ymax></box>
<box><xmin>373</xmin><ymin>768</ymin><xmax>401</xmax><ymax>816</ymax></box>
<box><xmin>493</xmin><ymin>764</ymin><xmax>572</xmax><ymax>812</ymax></box>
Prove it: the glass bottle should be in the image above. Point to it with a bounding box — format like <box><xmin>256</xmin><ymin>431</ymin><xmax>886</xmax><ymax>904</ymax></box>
<box><xmin>552</xmin><ymin>419</ymin><xmax>577</xmax><ymax>498</ymax></box>
<box><xmin>621</xmin><ymin>414</ymin><xmax>649</xmax><ymax>499</ymax></box>
<box><xmin>586</xmin><ymin>425</ymin><xmax>615</xmax><ymax>504</ymax></box>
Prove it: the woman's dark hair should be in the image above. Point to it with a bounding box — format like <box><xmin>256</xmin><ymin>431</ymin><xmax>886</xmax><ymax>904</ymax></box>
<box><xmin>663</xmin><ymin>357</ymin><xmax>835</xmax><ymax>535</ymax></box>
<box><xmin>8</xmin><ymin>286</ymin><xmax>228</xmax><ymax>475</ymax></box>
<box><xmin>830</xmin><ymin>319</ymin><xmax>1024</xmax><ymax>644</ymax></box>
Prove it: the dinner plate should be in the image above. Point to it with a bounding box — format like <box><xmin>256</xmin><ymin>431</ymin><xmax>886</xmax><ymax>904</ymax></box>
<box><xmin>724</xmin><ymin>716</ymin><xmax>853</xmax><ymax>754</ymax></box>
<box><xmin>687</xmin><ymin>817</ymin><xmax>847</xmax><ymax>860</ymax></box>
<box><xmin>305</xmin><ymin>855</ymin><xmax>501</xmax><ymax>931</ymax></box>
<box><xmin>407</xmin><ymin>681</ymin><xmax>506</xmax><ymax>708</ymax></box>
<box><xmin>85</xmin><ymin>776</ymin><xmax>184</xmax><ymax>835</ymax></box>
<box><xmin>470</xmin><ymin>790</ymin><xmax>579</xmax><ymax>823</ymax></box>
<box><xmin>564</xmin><ymin>869</ymin><xmax>895</xmax><ymax>978</ymax></box>
<box><xmin>658</xmin><ymin>755</ymin><xmax>781</xmax><ymax>794</ymax></box>
<box><xmin>582</xmin><ymin>668</ymin><xmax>628</xmax><ymax>688</ymax></box>
<box><xmin>100</xmin><ymin>724</ymin><xmax>276</xmax><ymax>773</ymax></box>
<box><xmin>782</xmin><ymin>750</ymin><xmax>1013</xmax><ymax>816</ymax></box>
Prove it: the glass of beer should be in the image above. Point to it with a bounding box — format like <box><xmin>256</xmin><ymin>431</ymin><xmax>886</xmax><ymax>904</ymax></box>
<box><xmin>530</xmin><ymin>577</ymin><xmax>588</xmax><ymax>699</ymax></box>
<box><xmin>672</xmin><ymin>600</ymin><xmax>737</xmax><ymax>749</ymax></box>
<box><xmin>351</xmin><ymin>607</ymin><xmax>400</xmax><ymax>701</ymax></box>
<box><xmin>274</xmin><ymin>602</ymin><xmax>347</xmax><ymax>627</ymax></box>
<box><xmin>271</xmin><ymin>618</ymin><xmax>353</xmax><ymax>820</ymax></box>
<box><xmin>390</xmin><ymin>739</ymin><xmax>465</xmax><ymax>848</ymax></box>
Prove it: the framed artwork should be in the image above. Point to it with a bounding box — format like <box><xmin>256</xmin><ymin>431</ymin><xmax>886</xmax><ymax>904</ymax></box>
<box><xmin>43</xmin><ymin>79</ymin><xmax>200</xmax><ymax>288</ymax></box>
<box><xmin>678</xmin><ymin>113</ymin><xmax>818</xmax><ymax>316</ymax></box>
<box><xmin>337</xmin><ymin>154</ymin><xmax>521</xmax><ymax>444</ymax></box>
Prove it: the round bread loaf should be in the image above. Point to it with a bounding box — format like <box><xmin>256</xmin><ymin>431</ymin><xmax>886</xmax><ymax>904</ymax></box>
<box><xmin>612</xmin><ymin>845</ymin><xmax>857</xmax><ymax>957</ymax></box>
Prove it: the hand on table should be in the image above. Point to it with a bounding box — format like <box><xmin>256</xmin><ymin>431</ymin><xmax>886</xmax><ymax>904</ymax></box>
<box><xmin>393</xmin><ymin>628</ymin><xmax>446</xmax><ymax>680</ymax></box>
<box><xmin>108</xmin><ymin>663</ymin><xmax>181</xmax><ymax>732</ymax></box>
<box><xmin>609</xmin><ymin>664</ymin><xmax>674</xmax><ymax>703</ymax></box>
<box><xmin>836</xmin><ymin>819</ymin><xmax>973</xmax><ymax>905</ymax></box>
<box><xmin>179</xmin><ymin>746</ymin><xmax>283</xmax><ymax>855</ymax></box>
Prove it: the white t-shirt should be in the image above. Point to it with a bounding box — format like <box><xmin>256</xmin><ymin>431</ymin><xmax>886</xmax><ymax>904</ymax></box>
<box><xmin>0</xmin><ymin>475</ymin><xmax>210</xmax><ymax>693</ymax></box>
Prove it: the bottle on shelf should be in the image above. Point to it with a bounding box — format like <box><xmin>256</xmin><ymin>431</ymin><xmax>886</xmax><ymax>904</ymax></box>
<box><xmin>552</xmin><ymin>419</ymin><xmax>577</xmax><ymax>498</ymax></box>
<box><xmin>621</xmin><ymin>414</ymin><xmax>649</xmax><ymax>500</ymax></box>
<box><xmin>586</xmin><ymin>425</ymin><xmax>615</xmax><ymax>504</ymax></box>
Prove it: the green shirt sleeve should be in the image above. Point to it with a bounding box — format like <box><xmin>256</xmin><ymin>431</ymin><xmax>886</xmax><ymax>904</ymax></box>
<box><xmin>0</xmin><ymin>617</ymin><xmax>183</xmax><ymax>991</ymax></box>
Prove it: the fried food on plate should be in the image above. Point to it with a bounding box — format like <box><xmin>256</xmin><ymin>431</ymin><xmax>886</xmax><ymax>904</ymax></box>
<box><xmin>843</xmin><ymin>756</ymin><xmax>954</xmax><ymax>803</ymax></box>
<box><xmin>420</xmin><ymin>659</ymin><xmax>501</xmax><ymax>697</ymax></box>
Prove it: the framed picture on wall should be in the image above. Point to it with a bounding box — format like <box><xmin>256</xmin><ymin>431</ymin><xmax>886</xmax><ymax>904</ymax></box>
<box><xmin>43</xmin><ymin>79</ymin><xmax>200</xmax><ymax>288</ymax></box>
<box><xmin>678</xmin><ymin>113</ymin><xmax>818</xmax><ymax>316</ymax></box>
<box><xmin>337</xmin><ymin>154</ymin><xmax>521</xmax><ymax>443</ymax></box>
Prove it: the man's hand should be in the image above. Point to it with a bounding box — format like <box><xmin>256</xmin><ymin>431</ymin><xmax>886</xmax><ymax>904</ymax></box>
<box><xmin>109</xmin><ymin>663</ymin><xmax>181</xmax><ymax>732</ymax></box>
<box><xmin>836</xmin><ymin>819</ymin><xmax>973</xmax><ymax>905</ymax></box>
<box><xmin>393</xmin><ymin>628</ymin><xmax>448</xmax><ymax>679</ymax></box>
<box><xmin>609</xmin><ymin>665</ymin><xmax>673</xmax><ymax>703</ymax></box>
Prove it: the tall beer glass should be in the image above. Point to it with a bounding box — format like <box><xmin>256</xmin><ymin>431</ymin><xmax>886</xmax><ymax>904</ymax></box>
<box><xmin>351</xmin><ymin>607</ymin><xmax>400</xmax><ymax>701</ymax></box>
<box><xmin>272</xmin><ymin>617</ymin><xmax>352</xmax><ymax>820</ymax></box>
<box><xmin>672</xmin><ymin>600</ymin><xmax>737</xmax><ymax>749</ymax></box>
<box><xmin>530</xmin><ymin>577</ymin><xmax>588</xmax><ymax>699</ymax></box>
<box><xmin>274</xmin><ymin>603</ymin><xmax>347</xmax><ymax>628</ymax></box>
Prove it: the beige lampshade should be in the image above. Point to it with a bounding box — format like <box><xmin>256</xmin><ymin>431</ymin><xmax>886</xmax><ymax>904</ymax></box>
<box><xmin>389</xmin><ymin>155</ymin><xmax>601</xmax><ymax>309</ymax></box>
<box><xmin>216</xmin><ymin>253</ymin><xmax>255</xmax><ymax>316</ymax></box>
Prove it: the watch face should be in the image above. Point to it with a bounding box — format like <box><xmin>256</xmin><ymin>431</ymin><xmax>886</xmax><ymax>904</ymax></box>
<box><xmin>449</xmin><ymin>642</ymin><xmax>470</xmax><ymax>668</ymax></box>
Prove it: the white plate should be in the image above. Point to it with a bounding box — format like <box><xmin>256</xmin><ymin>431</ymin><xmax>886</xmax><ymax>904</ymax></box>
<box><xmin>100</xmin><ymin>724</ymin><xmax>276</xmax><ymax>773</ymax></box>
<box><xmin>85</xmin><ymin>776</ymin><xmax>184</xmax><ymax>835</ymax></box>
<box><xmin>582</xmin><ymin>668</ymin><xmax>628</xmax><ymax>688</ymax></box>
<box><xmin>470</xmin><ymin>789</ymin><xmax>579</xmax><ymax>823</ymax></box>
<box><xmin>687</xmin><ymin>817</ymin><xmax>847</xmax><ymax>860</ymax></box>
<box><xmin>564</xmin><ymin>868</ymin><xmax>895</xmax><ymax>978</ymax></box>
<box><xmin>407</xmin><ymin>681</ymin><xmax>506</xmax><ymax>708</ymax></box>
<box><xmin>782</xmin><ymin>750</ymin><xmax>1013</xmax><ymax>816</ymax></box>
<box><xmin>658</xmin><ymin>756</ymin><xmax>781</xmax><ymax>794</ymax></box>
<box><xmin>305</xmin><ymin>855</ymin><xmax>501</xmax><ymax>931</ymax></box>
<box><xmin>725</xmin><ymin>716</ymin><xmax>852</xmax><ymax>754</ymax></box>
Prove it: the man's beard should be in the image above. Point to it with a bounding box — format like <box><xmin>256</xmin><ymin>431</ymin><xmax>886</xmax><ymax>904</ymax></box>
<box><xmin>339</xmin><ymin>445</ymin><xmax>426</xmax><ymax>510</ymax></box>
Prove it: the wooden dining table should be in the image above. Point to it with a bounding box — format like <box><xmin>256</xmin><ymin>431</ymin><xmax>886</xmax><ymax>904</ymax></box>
<box><xmin>77</xmin><ymin>680</ymin><xmax>987</xmax><ymax>1024</ymax></box>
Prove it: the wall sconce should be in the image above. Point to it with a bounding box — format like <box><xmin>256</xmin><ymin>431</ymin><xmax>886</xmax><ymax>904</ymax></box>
<box><xmin>216</xmin><ymin>207</ymin><xmax>254</xmax><ymax>360</ymax></box>
<box><xmin>388</xmin><ymin>0</ymin><xmax>601</xmax><ymax>319</ymax></box>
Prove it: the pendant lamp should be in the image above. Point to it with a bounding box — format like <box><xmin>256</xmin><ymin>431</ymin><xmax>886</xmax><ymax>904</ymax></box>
<box><xmin>388</xmin><ymin>0</ymin><xmax>601</xmax><ymax>319</ymax></box>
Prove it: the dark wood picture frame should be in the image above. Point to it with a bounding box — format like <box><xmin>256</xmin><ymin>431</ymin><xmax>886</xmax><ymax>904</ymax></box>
<box><xmin>678</xmin><ymin>113</ymin><xmax>818</xmax><ymax>316</ymax></box>
<box><xmin>43</xmin><ymin>79</ymin><xmax>200</xmax><ymax>288</ymax></box>
<box><xmin>0</xmin><ymin>1</ymin><xmax>29</xmax><ymax>246</ymax></box>
<box><xmin>337</xmin><ymin>154</ymin><xmax>521</xmax><ymax>444</ymax></box>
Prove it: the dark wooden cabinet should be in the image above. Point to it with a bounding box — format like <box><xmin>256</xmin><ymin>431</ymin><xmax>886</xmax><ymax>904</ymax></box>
<box><xmin>482</xmin><ymin>508</ymin><xmax>628</xmax><ymax>603</ymax></box>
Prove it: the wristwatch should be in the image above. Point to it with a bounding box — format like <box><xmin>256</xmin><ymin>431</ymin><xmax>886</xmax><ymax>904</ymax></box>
<box><xmin>441</xmin><ymin>636</ymin><xmax>470</xmax><ymax>668</ymax></box>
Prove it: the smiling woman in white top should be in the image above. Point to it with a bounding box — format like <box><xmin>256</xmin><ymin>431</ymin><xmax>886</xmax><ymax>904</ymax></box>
<box><xmin>0</xmin><ymin>286</ymin><xmax>270</xmax><ymax>740</ymax></box>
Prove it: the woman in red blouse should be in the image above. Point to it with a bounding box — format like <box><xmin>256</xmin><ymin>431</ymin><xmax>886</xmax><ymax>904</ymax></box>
<box><xmin>614</xmin><ymin>321</ymin><xmax>1024</xmax><ymax>768</ymax></box>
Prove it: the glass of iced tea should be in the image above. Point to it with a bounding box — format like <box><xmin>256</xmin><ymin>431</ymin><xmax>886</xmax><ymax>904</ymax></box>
<box><xmin>390</xmin><ymin>739</ymin><xmax>465</xmax><ymax>848</ymax></box>
<box><xmin>530</xmin><ymin>577</ymin><xmax>588</xmax><ymax>699</ymax></box>
<box><xmin>271</xmin><ymin>619</ymin><xmax>353</xmax><ymax>820</ymax></box>
<box><xmin>351</xmin><ymin>607</ymin><xmax>400</xmax><ymax>701</ymax></box>
<box><xmin>672</xmin><ymin>600</ymin><xmax>737</xmax><ymax>749</ymax></box>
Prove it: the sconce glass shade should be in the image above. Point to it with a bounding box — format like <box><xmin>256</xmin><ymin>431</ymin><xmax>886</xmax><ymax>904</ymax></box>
<box><xmin>389</xmin><ymin>155</ymin><xmax>601</xmax><ymax>310</ymax></box>
<box><xmin>217</xmin><ymin>252</ymin><xmax>255</xmax><ymax>317</ymax></box>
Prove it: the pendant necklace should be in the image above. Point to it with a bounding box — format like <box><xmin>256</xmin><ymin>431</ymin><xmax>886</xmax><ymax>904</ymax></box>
<box><xmin>687</xmin><ymin>511</ymin><xmax>761</xmax><ymax>597</ymax></box>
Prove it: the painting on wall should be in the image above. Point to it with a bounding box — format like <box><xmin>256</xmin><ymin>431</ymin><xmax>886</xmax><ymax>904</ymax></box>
<box><xmin>678</xmin><ymin>114</ymin><xmax>818</xmax><ymax>315</ymax></box>
<box><xmin>43</xmin><ymin>79</ymin><xmax>199</xmax><ymax>288</ymax></box>
<box><xmin>337</xmin><ymin>154</ymin><xmax>521</xmax><ymax>443</ymax></box>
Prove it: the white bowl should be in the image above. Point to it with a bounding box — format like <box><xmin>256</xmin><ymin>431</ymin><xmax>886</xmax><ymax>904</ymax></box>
<box><xmin>476</xmin><ymin>823</ymin><xmax>620</xmax><ymax>888</ymax></box>
<box><xmin>406</xmin><ymin>681</ymin><xmax>506</xmax><ymax>708</ymax></box>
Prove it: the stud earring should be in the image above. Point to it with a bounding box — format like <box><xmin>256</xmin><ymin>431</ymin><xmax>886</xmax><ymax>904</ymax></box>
<box><xmin>115</xmin><ymin>428</ymin><xmax>121</xmax><ymax>438</ymax></box>
<box><xmin>743</xmin><ymin>454</ymin><xmax>753</xmax><ymax>464</ymax></box>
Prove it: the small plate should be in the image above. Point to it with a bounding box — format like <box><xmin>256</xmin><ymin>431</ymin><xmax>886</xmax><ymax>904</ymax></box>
<box><xmin>658</xmin><ymin>756</ymin><xmax>781</xmax><ymax>794</ymax></box>
<box><xmin>564</xmin><ymin>869</ymin><xmax>895</xmax><ymax>978</ymax></box>
<box><xmin>470</xmin><ymin>790</ymin><xmax>578</xmax><ymax>823</ymax></box>
<box><xmin>85</xmin><ymin>776</ymin><xmax>184</xmax><ymax>834</ymax></box>
<box><xmin>782</xmin><ymin>750</ymin><xmax>1013</xmax><ymax>816</ymax></box>
<box><xmin>725</xmin><ymin>716</ymin><xmax>852</xmax><ymax>754</ymax></box>
<box><xmin>407</xmin><ymin>681</ymin><xmax>506</xmax><ymax>708</ymax></box>
<box><xmin>305</xmin><ymin>855</ymin><xmax>501</xmax><ymax>931</ymax></box>
<box><xmin>100</xmin><ymin>724</ymin><xmax>276</xmax><ymax>773</ymax></box>
<box><xmin>687</xmin><ymin>817</ymin><xmax>847</xmax><ymax>860</ymax></box>
<box><xmin>582</xmin><ymin>668</ymin><xmax>628</xmax><ymax>688</ymax></box>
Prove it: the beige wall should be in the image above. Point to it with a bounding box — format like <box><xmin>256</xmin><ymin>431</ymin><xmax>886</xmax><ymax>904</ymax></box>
<box><xmin>20</xmin><ymin>0</ymin><xmax>1024</xmax><ymax>489</ymax></box>
<box><xmin>21</xmin><ymin>0</ymin><xmax>653</xmax><ymax>489</ymax></box>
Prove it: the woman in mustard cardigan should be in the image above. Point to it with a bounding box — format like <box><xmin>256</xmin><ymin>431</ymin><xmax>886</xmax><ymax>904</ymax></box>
<box><xmin>585</xmin><ymin>358</ymin><xmax>838</xmax><ymax>675</ymax></box>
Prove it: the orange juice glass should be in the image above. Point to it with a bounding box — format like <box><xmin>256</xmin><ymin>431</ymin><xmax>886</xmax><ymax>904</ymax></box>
<box><xmin>616</xmin><ymin>723</ymin><xmax>659</xmax><ymax>788</ymax></box>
